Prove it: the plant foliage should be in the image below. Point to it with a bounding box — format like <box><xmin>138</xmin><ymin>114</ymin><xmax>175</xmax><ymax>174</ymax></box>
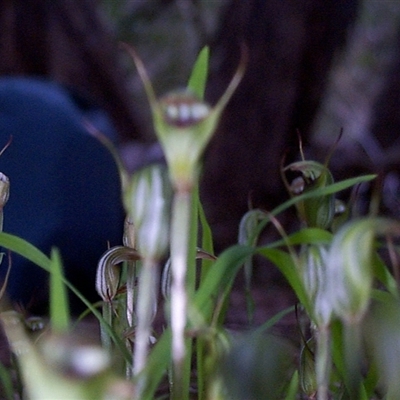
<box><xmin>0</xmin><ymin>46</ymin><xmax>399</xmax><ymax>400</ymax></box>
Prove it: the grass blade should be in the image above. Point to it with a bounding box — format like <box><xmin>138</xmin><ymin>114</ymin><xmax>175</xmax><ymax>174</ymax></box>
<box><xmin>0</xmin><ymin>232</ymin><xmax>51</xmax><ymax>271</ymax></box>
<box><xmin>267</xmin><ymin>228</ymin><xmax>332</xmax><ymax>248</ymax></box>
<box><xmin>256</xmin><ymin>247</ymin><xmax>311</xmax><ymax>314</ymax></box>
<box><xmin>0</xmin><ymin>232</ymin><xmax>131</xmax><ymax>362</ymax></box>
<box><xmin>49</xmin><ymin>248</ymin><xmax>70</xmax><ymax>332</ymax></box>
<box><xmin>187</xmin><ymin>46</ymin><xmax>209</xmax><ymax>99</ymax></box>
<box><xmin>252</xmin><ymin>174</ymin><xmax>377</xmax><ymax>242</ymax></box>
<box><xmin>194</xmin><ymin>245</ymin><xmax>253</xmax><ymax>316</ymax></box>
<box><xmin>141</xmin><ymin>329</ymin><xmax>171</xmax><ymax>400</ymax></box>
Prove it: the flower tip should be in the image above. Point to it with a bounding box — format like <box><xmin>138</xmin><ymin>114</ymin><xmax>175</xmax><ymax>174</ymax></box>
<box><xmin>214</xmin><ymin>42</ymin><xmax>248</xmax><ymax>113</ymax></box>
<box><xmin>121</xmin><ymin>42</ymin><xmax>157</xmax><ymax>106</ymax></box>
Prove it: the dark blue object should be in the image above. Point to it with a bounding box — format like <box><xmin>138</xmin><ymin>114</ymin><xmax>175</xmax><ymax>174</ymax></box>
<box><xmin>0</xmin><ymin>77</ymin><xmax>124</xmax><ymax>314</ymax></box>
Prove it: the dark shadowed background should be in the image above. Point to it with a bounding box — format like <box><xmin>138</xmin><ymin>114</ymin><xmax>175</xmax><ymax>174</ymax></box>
<box><xmin>1</xmin><ymin>0</ymin><xmax>400</xmax><ymax>316</ymax></box>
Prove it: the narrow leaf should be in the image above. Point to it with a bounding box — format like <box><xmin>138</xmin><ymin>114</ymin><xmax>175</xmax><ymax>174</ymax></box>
<box><xmin>253</xmin><ymin>305</ymin><xmax>296</xmax><ymax>335</ymax></box>
<box><xmin>257</xmin><ymin>247</ymin><xmax>312</xmax><ymax>314</ymax></box>
<box><xmin>285</xmin><ymin>370</ymin><xmax>299</xmax><ymax>400</ymax></box>
<box><xmin>252</xmin><ymin>174</ymin><xmax>377</xmax><ymax>242</ymax></box>
<box><xmin>0</xmin><ymin>232</ymin><xmax>51</xmax><ymax>271</ymax></box>
<box><xmin>0</xmin><ymin>361</ymin><xmax>14</xmax><ymax>400</ymax></box>
<box><xmin>273</xmin><ymin>174</ymin><xmax>377</xmax><ymax>218</ymax></box>
<box><xmin>141</xmin><ymin>329</ymin><xmax>171</xmax><ymax>399</ymax></box>
<box><xmin>187</xmin><ymin>46</ymin><xmax>209</xmax><ymax>99</ymax></box>
<box><xmin>49</xmin><ymin>248</ymin><xmax>70</xmax><ymax>332</ymax></box>
<box><xmin>267</xmin><ymin>228</ymin><xmax>333</xmax><ymax>248</ymax></box>
<box><xmin>0</xmin><ymin>232</ymin><xmax>131</xmax><ymax>362</ymax></box>
<box><xmin>194</xmin><ymin>245</ymin><xmax>253</xmax><ymax>317</ymax></box>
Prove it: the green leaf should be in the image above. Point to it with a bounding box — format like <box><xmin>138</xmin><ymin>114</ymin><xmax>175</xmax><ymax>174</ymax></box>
<box><xmin>267</xmin><ymin>228</ymin><xmax>333</xmax><ymax>248</ymax></box>
<box><xmin>0</xmin><ymin>360</ymin><xmax>14</xmax><ymax>400</ymax></box>
<box><xmin>141</xmin><ymin>329</ymin><xmax>171</xmax><ymax>400</ymax></box>
<box><xmin>0</xmin><ymin>232</ymin><xmax>131</xmax><ymax>362</ymax></box>
<box><xmin>256</xmin><ymin>247</ymin><xmax>312</xmax><ymax>314</ymax></box>
<box><xmin>0</xmin><ymin>232</ymin><xmax>51</xmax><ymax>271</ymax></box>
<box><xmin>194</xmin><ymin>245</ymin><xmax>253</xmax><ymax>317</ymax></box>
<box><xmin>196</xmin><ymin>189</ymin><xmax>215</xmax><ymax>400</ymax></box>
<box><xmin>187</xmin><ymin>46</ymin><xmax>209</xmax><ymax>99</ymax></box>
<box><xmin>331</xmin><ymin>319</ymin><xmax>346</xmax><ymax>385</ymax></box>
<box><xmin>197</xmin><ymin>189</ymin><xmax>215</xmax><ymax>288</ymax></box>
<box><xmin>49</xmin><ymin>248</ymin><xmax>70</xmax><ymax>332</ymax></box>
<box><xmin>198</xmin><ymin>192</ymin><xmax>214</xmax><ymax>256</ymax></box>
<box><xmin>372</xmin><ymin>253</ymin><xmax>398</xmax><ymax>297</ymax></box>
<box><xmin>252</xmin><ymin>174</ymin><xmax>377</xmax><ymax>243</ymax></box>
<box><xmin>275</xmin><ymin>174</ymin><xmax>377</xmax><ymax>218</ymax></box>
<box><xmin>253</xmin><ymin>305</ymin><xmax>296</xmax><ymax>335</ymax></box>
<box><xmin>285</xmin><ymin>370</ymin><xmax>299</xmax><ymax>400</ymax></box>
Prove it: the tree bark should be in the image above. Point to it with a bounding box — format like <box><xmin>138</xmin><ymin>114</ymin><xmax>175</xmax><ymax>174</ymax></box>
<box><xmin>201</xmin><ymin>0</ymin><xmax>358</xmax><ymax>249</ymax></box>
<box><xmin>0</xmin><ymin>0</ymin><xmax>140</xmax><ymax>141</ymax></box>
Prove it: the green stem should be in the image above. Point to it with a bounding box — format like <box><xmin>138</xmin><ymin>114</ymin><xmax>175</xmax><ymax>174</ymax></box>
<box><xmin>100</xmin><ymin>301</ymin><xmax>113</xmax><ymax>351</ymax></box>
<box><xmin>134</xmin><ymin>258</ymin><xmax>159</xmax><ymax>393</ymax></box>
<box><xmin>0</xmin><ymin>172</ymin><xmax>9</xmax><ymax>265</ymax></box>
<box><xmin>170</xmin><ymin>190</ymin><xmax>192</xmax><ymax>400</ymax></box>
<box><xmin>125</xmin><ymin>260</ymin><xmax>137</xmax><ymax>379</ymax></box>
<box><xmin>344</xmin><ymin>320</ymin><xmax>362</xmax><ymax>398</ymax></box>
<box><xmin>126</xmin><ymin>261</ymin><xmax>137</xmax><ymax>328</ymax></box>
<box><xmin>316</xmin><ymin>325</ymin><xmax>331</xmax><ymax>400</ymax></box>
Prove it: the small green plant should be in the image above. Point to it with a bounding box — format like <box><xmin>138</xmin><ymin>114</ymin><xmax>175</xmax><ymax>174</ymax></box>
<box><xmin>1</xmin><ymin>46</ymin><xmax>400</xmax><ymax>400</ymax></box>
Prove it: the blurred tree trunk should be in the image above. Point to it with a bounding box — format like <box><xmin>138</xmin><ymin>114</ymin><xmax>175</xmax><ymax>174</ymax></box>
<box><xmin>201</xmin><ymin>0</ymin><xmax>358</xmax><ymax>249</ymax></box>
<box><xmin>312</xmin><ymin>0</ymin><xmax>400</xmax><ymax>169</ymax></box>
<box><xmin>0</xmin><ymin>0</ymin><xmax>140</xmax><ymax>141</ymax></box>
<box><xmin>310</xmin><ymin>0</ymin><xmax>400</xmax><ymax>217</ymax></box>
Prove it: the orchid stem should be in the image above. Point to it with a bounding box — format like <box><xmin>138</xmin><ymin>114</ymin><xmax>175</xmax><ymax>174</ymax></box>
<box><xmin>316</xmin><ymin>325</ymin><xmax>331</xmax><ymax>400</ymax></box>
<box><xmin>100</xmin><ymin>301</ymin><xmax>113</xmax><ymax>351</ymax></box>
<box><xmin>170</xmin><ymin>189</ymin><xmax>192</xmax><ymax>400</ymax></box>
<box><xmin>133</xmin><ymin>258</ymin><xmax>159</xmax><ymax>394</ymax></box>
<box><xmin>344</xmin><ymin>320</ymin><xmax>362</xmax><ymax>398</ymax></box>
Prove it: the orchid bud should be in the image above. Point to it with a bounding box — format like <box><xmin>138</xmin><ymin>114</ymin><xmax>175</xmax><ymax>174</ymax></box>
<box><xmin>124</xmin><ymin>164</ymin><xmax>171</xmax><ymax>261</ymax></box>
<box><xmin>284</xmin><ymin>161</ymin><xmax>335</xmax><ymax>229</ymax></box>
<box><xmin>0</xmin><ymin>172</ymin><xmax>10</xmax><ymax>263</ymax></box>
<box><xmin>95</xmin><ymin>246</ymin><xmax>141</xmax><ymax>302</ymax></box>
<box><xmin>299</xmin><ymin>339</ymin><xmax>317</xmax><ymax>397</ymax></box>
<box><xmin>299</xmin><ymin>245</ymin><xmax>327</xmax><ymax>301</ymax></box>
<box><xmin>298</xmin><ymin>244</ymin><xmax>332</xmax><ymax>328</ymax></box>
<box><xmin>322</xmin><ymin>218</ymin><xmax>400</xmax><ymax>323</ymax></box>
<box><xmin>0</xmin><ymin>172</ymin><xmax>9</xmax><ymax>208</ymax></box>
<box><xmin>299</xmin><ymin>245</ymin><xmax>332</xmax><ymax>327</ymax></box>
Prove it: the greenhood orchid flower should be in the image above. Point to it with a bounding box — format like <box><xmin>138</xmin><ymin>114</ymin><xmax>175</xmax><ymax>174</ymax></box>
<box><xmin>123</xmin><ymin>44</ymin><xmax>247</xmax><ymax>193</ymax></box>
<box><xmin>283</xmin><ymin>160</ymin><xmax>336</xmax><ymax>230</ymax></box>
